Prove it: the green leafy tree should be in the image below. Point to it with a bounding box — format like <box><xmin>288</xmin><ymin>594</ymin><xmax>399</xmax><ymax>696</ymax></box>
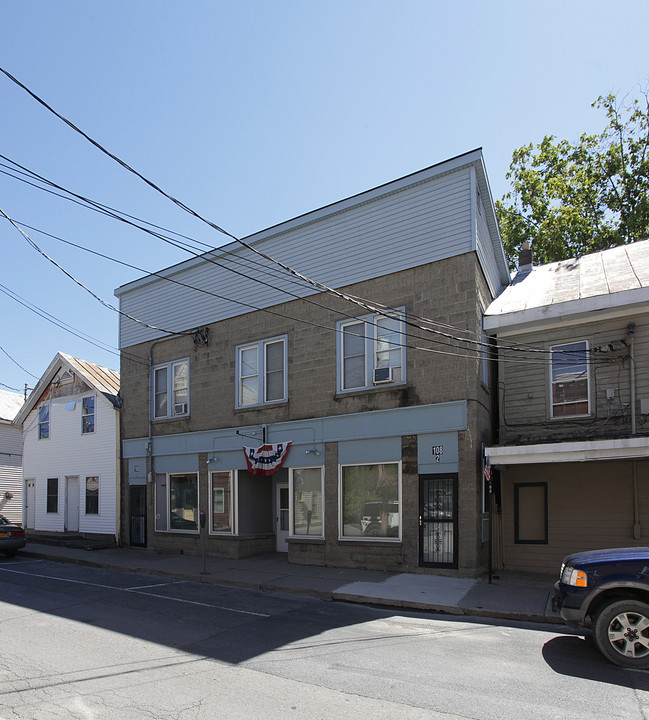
<box><xmin>496</xmin><ymin>90</ymin><xmax>649</xmax><ymax>269</ymax></box>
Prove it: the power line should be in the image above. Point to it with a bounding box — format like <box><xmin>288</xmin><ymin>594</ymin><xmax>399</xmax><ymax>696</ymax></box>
<box><xmin>0</xmin><ymin>67</ymin><xmax>517</xmax><ymax>353</ymax></box>
<box><xmin>6</xmin><ymin>217</ymin><xmax>592</xmax><ymax>371</ymax></box>
<box><xmin>0</xmin><ymin>343</ymin><xmax>38</xmax><ymax>379</ymax></box>
<box><xmin>0</xmin><ymin>155</ymin><xmax>565</xmax><ymax>364</ymax></box>
<box><xmin>0</xmin><ymin>68</ymin><xmax>599</xmax><ymax>366</ymax></box>
<box><xmin>1</xmin><ymin>208</ymin><xmax>194</xmax><ymax>338</ymax></box>
<box><xmin>0</xmin><ymin>381</ymin><xmax>24</xmax><ymax>393</ymax></box>
<box><xmin>0</xmin><ymin>281</ymin><xmax>148</xmax><ymax>369</ymax></box>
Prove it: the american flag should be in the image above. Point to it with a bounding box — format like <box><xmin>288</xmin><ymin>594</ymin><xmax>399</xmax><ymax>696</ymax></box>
<box><xmin>484</xmin><ymin>457</ymin><xmax>491</xmax><ymax>485</ymax></box>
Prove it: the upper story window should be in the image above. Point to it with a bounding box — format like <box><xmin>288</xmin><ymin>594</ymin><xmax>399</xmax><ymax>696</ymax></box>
<box><xmin>236</xmin><ymin>336</ymin><xmax>287</xmax><ymax>408</ymax></box>
<box><xmin>152</xmin><ymin>359</ymin><xmax>189</xmax><ymax>420</ymax></box>
<box><xmin>338</xmin><ymin>310</ymin><xmax>405</xmax><ymax>392</ymax></box>
<box><xmin>38</xmin><ymin>405</ymin><xmax>50</xmax><ymax>440</ymax></box>
<box><xmin>550</xmin><ymin>341</ymin><xmax>590</xmax><ymax>417</ymax></box>
<box><xmin>82</xmin><ymin>396</ymin><xmax>95</xmax><ymax>434</ymax></box>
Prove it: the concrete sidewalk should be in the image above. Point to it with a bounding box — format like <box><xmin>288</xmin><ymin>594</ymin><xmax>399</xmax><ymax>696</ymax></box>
<box><xmin>17</xmin><ymin>542</ymin><xmax>561</xmax><ymax>624</ymax></box>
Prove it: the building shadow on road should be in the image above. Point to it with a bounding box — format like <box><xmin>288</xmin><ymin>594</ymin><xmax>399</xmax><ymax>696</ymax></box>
<box><xmin>542</xmin><ymin>634</ymin><xmax>649</xmax><ymax>689</ymax></box>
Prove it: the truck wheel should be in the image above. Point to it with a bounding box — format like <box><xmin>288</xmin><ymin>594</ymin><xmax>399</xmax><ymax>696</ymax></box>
<box><xmin>593</xmin><ymin>599</ymin><xmax>649</xmax><ymax>669</ymax></box>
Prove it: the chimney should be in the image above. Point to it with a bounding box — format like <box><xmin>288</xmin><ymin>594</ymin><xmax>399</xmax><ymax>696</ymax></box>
<box><xmin>518</xmin><ymin>241</ymin><xmax>533</xmax><ymax>269</ymax></box>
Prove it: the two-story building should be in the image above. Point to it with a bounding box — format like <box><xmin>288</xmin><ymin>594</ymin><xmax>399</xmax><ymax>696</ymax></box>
<box><xmin>116</xmin><ymin>149</ymin><xmax>510</xmax><ymax>574</ymax></box>
<box><xmin>0</xmin><ymin>389</ymin><xmax>25</xmax><ymax>524</ymax></box>
<box><xmin>485</xmin><ymin>241</ymin><xmax>649</xmax><ymax>574</ymax></box>
<box><xmin>15</xmin><ymin>353</ymin><xmax>121</xmax><ymax>543</ymax></box>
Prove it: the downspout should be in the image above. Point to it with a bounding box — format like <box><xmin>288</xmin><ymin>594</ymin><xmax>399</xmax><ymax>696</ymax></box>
<box><xmin>627</xmin><ymin>324</ymin><xmax>640</xmax><ymax>539</ymax></box>
<box><xmin>629</xmin><ymin>324</ymin><xmax>636</xmax><ymax>435</ymax></box>
<box><xmin>147</xmin><ymin>339</ymin><xmax>166</xmax><ymax>488</ymax></box>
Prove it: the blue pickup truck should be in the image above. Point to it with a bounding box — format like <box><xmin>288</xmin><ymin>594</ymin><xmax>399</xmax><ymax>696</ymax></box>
<box><xmin>553</xmin><ymin>547</ymin><xmax>649</xmax><ymax>668</ymax></box>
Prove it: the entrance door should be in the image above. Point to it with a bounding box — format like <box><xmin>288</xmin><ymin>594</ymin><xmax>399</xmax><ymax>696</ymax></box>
<box><xmin>276</xmin><ymin>482</ymin><xmax>289</xmax><ymax>552</ymax></box>
<box><xmin>420</xmin><ymin>474</ymin><xmax>457</xmax><ymax>568</ymax></box>
<box><xmin>130</xmin><ymin>485</ymin><xmax>147</xmax><ymax>547</ymax></box>
<box><xmin>65</xmin><ymin>476</ymin><xmax>80</xmax><ymax>532</ymax></box>
<box><xmin>25</xmin><ymin>480</ymin><xmax>35</xmax><ymax>529</ymax></box>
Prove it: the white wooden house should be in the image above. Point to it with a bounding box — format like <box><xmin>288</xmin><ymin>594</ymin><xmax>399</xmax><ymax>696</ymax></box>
<box><xmin>0</xmin><ymin>389</ymin><xmax>25</xmax><ymax>524</ymax></box>
<box><xmin>14</xmin><ymin>353</ymin><xmax>121</xmax><ymax>542</ymax></box>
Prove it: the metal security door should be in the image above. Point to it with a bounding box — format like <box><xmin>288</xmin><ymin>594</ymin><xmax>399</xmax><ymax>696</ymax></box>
<box><xmin>419</xmin><ymin>474</ymin><xmax>458</xmax><ymax>568</ymax></box>
<box><xmin>130</xmin><ymin>486</ymin><xmax>147</xmax><ymax>547</ymax></box>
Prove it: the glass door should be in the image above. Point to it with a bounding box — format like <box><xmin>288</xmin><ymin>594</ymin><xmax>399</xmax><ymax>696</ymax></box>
<box><xmin>419</xmin><ymin>474</ymin><xmax>458</xmax><ymax>568</ymax></box>
<box><xmin>276</xmin><ymin>482</ymin><xmax>290</xmax><ymax>552</ymax></box>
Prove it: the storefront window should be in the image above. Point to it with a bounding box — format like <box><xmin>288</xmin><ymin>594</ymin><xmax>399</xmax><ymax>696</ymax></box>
<box><xmin>340</xmin><ymin>463</ymin><xmax>400</xmax><ymax>539</ymax></box>
<box><xmin>169</xmin><ymin>473</ymin><xmax>198</xmax><ymax>531</ymax></box>
<box><xmin>291</xmin><ymin>467</ymin><xmax>323</xmax><ymax>537</ymax></box>
<box><xmin>211</xmin><ymin>471</ymin><xmax>233</xmax><ymax>533</ymax></box>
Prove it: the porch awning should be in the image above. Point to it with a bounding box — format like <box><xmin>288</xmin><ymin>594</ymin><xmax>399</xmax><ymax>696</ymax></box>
<box><xmin>485</xmin><ymin>437</ymin><xmax>649</xmax><ymax>466</ymax></box>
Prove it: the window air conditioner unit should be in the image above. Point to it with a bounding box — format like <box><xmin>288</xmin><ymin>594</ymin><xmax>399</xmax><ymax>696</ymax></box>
<box><xmin>173</xmin><ymin>402</ymin><xmax>188</xmax><ymax>416</ymax></box>
<box><xmin>373</xmin><ymin>367</ymin><xmax>393</xmax><ymax>384</ymax></box>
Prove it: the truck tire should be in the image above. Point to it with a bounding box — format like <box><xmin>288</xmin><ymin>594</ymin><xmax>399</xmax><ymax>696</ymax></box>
<box><xmin>593</xmin><ymin>599</ymin><xmax>649</xmax><ymax>669</ymax></box>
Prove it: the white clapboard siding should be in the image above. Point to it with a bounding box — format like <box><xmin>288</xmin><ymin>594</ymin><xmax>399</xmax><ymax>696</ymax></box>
<box><xmin>117</xmin><ymin>163</ymin><xmax>485</xmax><ymax>348</ymax></box>
<box><xmin>476</xmin><ymin>192</ymin><xmax>503</xmax><ymax>298</ymax></box>
<box><xmin>22</xmin><ymin>394</ymin><xmax>119</xmax><ymax>536</ymax></box>
<box><xmin>0</xmin><ymin>421</ymin><xmax>23</xmax><ymax>524</ymax></box>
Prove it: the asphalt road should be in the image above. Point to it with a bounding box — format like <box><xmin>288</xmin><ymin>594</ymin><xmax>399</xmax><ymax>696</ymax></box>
<box><xmin>1</xmin><ymin>557</ymin><xmax>648</xmax><ymax>720</ymax></box>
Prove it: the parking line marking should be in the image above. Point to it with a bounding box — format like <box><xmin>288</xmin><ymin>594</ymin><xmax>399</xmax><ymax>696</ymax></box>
<box><xmin>0</xmin><ymin>567</ymin><xmax>270</xmax><ymax>617</ymax></box>
<box><xmin>126</xmin><ymin>581</ymin><xmax>187</xmax><ymax>590</ymax></box>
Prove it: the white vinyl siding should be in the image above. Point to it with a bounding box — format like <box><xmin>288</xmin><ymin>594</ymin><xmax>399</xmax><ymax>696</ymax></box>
<box><xmin>0</xmin><ymin>421</ymin><xmax>23</xmax><ymax>524</ymax></box>
<box><xmin>20</xmin><ymin>393</ymin><xmax>119</xmax><ymax>536</ymax></box>
<box><xmin>118</xmin><ymin>166</ymin><xmax>477</xmax><ymax>348</ymax></box>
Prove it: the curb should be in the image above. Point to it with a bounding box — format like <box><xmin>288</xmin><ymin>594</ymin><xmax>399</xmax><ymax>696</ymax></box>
<box><xmin>19</xmin><ymin>548</ymin><xmax>563</xmax><ymax>625</ymax></box>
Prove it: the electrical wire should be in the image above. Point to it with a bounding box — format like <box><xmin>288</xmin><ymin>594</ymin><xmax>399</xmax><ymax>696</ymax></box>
<box><xmin>4</xmin><ymin>216</ymin><xmax>576</xmax><ymax>369</ymax></box>
<box><xmin>0</xmin><ymin>208</ymin><xmax>194</xmax><ymax>337</ymax></box>
<box><xmin>0</xmin><ymin>66</ymin><xmax>565</xmax><ymax>359</ymax></box>
<box><xmin>0</xmin><ymin>68</ymin><xmax>606</xmax><ymax>368</ymax></box>
<box><xmin>0</xmin><ymin>381</ymin><xmax>24</xmax><ymax>393</ymax></box>
<box><xmin>0</xmin><ymin>343</ymin><xmax>38</xmax><ymax>379</ymax></box>
<box><xmin>0</xmin><ymin>157</ymin><xmax>577</xmax><ymax>365</ymax></box>
<box><xmin>0</xmin><ymin>281</ymin><xmax>148</xmax><ymax>368</ymax></box>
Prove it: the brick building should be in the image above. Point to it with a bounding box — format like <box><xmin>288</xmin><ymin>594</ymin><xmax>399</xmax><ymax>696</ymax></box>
<box><xmin>116</xmin><ymin>149</ymin><xmax>509</xmax><ymax>575</ymax></box>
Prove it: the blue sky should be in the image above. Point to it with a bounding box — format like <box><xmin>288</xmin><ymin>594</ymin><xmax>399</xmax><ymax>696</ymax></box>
<box><xmin>1</xmin><ymin>0</ymin><xmax>647</xmax><ymax>396</ymax></box>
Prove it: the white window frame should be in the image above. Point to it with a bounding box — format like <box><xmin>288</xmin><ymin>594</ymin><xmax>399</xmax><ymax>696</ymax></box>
<box><xmin>209</xmin><ymin>470</ymin><xmax>236</xmax><ymax>535</ymax></box>
<box><xmin>152</xmin><ymin>358</ymin><xmax>190</xmax><ymax>420</ymax></box>
<box><xmin>38</xmin><ymin>404</ymin><xmax>50</xmax><ymax>440</ymax></box>
<box><xmin>82</xmin><ymin>395</ymin><xmax>96</xmax><ymax>434</ymax></box>
<box><xmin>337</xmin><ymin>310</ymin><xmax>406</xmax><ymax>392</ymax></box>
<box><xmin>550</xmin><ymin>340</ymin><xmax>590</xmax><ymax>418</ymax></box>
<box><xmin>289</xmin><ymin>466</ymin><xmax>324</xmax><ymax>539</ymax></box>
<box><xmin>338</xmin><ymin>461</ymin><xmax>402</xmax><ymax>542</ymax></box>
<box><xmin>235</xmin><ymin>336</ymin><xmax>287</xmax><ymax>408</ymax></box>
